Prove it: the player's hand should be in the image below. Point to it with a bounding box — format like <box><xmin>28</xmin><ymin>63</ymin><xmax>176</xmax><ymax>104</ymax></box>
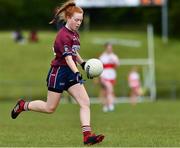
<box><xmin>80</xmin><ymin>62</ymin><xmax>86</xmax><ymax>70</ymax></box>
<box><xmin>80</xmin><ymin>62</ymin><xmax>93</xmax><ymax>79</ymax></box>
<box><xmin>75</xmin><ymin>72</ymin><xmax>85</xmax><ymax>84</ymax></box>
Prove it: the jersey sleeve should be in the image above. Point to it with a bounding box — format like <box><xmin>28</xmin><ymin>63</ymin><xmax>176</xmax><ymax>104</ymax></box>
<box><xmin>61</xmin><ymin>35</ymin><xmax>73</xmax><ymax>57</ymax></box>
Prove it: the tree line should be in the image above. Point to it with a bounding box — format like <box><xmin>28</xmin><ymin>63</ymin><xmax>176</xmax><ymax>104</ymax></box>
<box><xmin>0</xmin><ymin>0</ymin><xmax>179</xmax><ymax>37</ymax></box>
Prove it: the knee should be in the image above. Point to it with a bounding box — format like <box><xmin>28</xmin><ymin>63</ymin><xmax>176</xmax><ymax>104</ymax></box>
<box><xmin>45</xmin><ymin>106</ymin><xmax>56</xmax><ymax>114</ymax></box>
<box><xmin>80</xmin><ymin>100</ymin><xmax>90</xmax><ymax>109</ymax></box>
<box><xmin>107</xmin><ymin>86</ymin><xmax>113</xmax><ymax>94</ymax></box>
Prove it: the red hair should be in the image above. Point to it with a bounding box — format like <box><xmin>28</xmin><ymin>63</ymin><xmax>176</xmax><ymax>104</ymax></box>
<box><xmin>49</xmin><ymin>0</ymin><xmax>83</xmax><ymax>24</ymax></box>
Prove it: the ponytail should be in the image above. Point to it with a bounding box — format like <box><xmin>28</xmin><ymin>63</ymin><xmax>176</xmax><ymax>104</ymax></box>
<box><xmin>49</xmin><ymin>0</ymin><xmax>83</xmax><ymax>24</ymax></box>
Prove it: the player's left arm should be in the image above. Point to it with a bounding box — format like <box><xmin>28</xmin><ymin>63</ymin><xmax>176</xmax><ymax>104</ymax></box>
<box><xmin>76</xmin><ymin>51</ymin><xmax>86</xmax><ymax>70</ymax></box>
<box><xmin>76</xmin><ymin>51</ymin><xmax>84</xmax><ymax>64</ymax></box>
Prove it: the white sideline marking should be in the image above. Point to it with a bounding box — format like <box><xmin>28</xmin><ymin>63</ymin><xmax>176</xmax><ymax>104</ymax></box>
<box><xmin>59</xmin><ymin>97</ymin><xmax>152</xmax><ymax>104</ymax></box>
<box><xmin>92</xmin><ymin>38</ymin><xmax>142</xmax><ymax>48</ymax></box>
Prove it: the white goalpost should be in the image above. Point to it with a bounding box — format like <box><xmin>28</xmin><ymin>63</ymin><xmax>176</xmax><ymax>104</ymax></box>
<box><xmin>88</xmin><ymin>24</ymin><xmax>156</xmax><ymax>104</ymax></box>
<box><xmin>116</xmin><ymin>24</ymin><xmax>156</xmax><ymax>102</ymax></box>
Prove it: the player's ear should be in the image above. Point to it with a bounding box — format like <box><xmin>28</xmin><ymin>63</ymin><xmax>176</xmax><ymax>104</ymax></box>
<box><xmin>66</xmin><ymin>15</ymin><xmax>72</xmax><ymax>20</ymax></box>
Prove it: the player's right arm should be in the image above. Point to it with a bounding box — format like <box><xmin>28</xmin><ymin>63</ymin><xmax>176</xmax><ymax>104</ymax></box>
<box><xmin>65</xmin><ymin>55</ymin><xmax>79</xmax><ymax>73</ymax></box>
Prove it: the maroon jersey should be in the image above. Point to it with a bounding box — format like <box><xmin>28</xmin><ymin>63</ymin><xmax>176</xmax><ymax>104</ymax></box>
<box><xmin>51</xmin><ymin>26</ymin><xmax>80</xmax><ymax>66</ymax></box>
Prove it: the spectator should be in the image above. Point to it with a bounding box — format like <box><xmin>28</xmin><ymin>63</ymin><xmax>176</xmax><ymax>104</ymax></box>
<box><xmin>29</xmin><ymin>30</ymin><xmax>39</xmax><ymax>43</ymax></box>
<box><xmin>12</xmin><ymin>29</ymin><xmax>25</xmax><ymax>44</ymax></box>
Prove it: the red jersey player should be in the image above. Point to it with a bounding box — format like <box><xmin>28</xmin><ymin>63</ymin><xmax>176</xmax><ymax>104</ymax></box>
<box><xmin>99</xmin><ymin>42</ymin><xmax>120</xmax><ymax>112</ymax></box>
<box><xmin>11</xmin><ymin>0</ymin><xmax>104</xmax><ymax>145</ymax></box>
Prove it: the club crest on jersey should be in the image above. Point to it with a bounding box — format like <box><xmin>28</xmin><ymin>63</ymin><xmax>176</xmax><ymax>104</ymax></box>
<box><xmin>73</xmin><ymin>36</ymin><xmax>79</xmax><ymax>42</ymax></box>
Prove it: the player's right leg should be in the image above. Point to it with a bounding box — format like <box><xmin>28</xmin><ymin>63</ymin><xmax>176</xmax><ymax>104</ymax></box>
<box><xmin>101</xmin><ymin>80</ymin><xmax>115</xmax><ymax>112</ymax></box>
<box><xmin>105</xmin><ymin>81</ymin><xmax>115</xmax><ymax>111</ymax></box>
<box><xmin>11</xmin><ymin>91</ymin><xmax>61</xmax><ymax>119</ymax></box>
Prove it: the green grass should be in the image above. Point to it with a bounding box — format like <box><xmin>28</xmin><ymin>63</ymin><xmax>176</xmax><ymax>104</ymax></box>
<box><xmin>0</xmin><ymin>30</ymin><xmax>180</xmax><ymax>99</ymax></box>
<box><xmin>1</xmin><ymin>100</ymin><xmax>180</xmax><ymax>146</ymax></box>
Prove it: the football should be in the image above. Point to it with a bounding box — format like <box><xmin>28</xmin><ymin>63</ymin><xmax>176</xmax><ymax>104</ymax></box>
<box><xmin>84</xmin><ymin>58</ymin><xmax>103</xmax><ymax>78</ymax></box>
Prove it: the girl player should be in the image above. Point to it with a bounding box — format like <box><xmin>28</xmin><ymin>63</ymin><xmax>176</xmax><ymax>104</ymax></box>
<box><xmin>99</xmin><ymin>42</ymin><xmax>120</xmax><ymax>112</ymax></box>
<box><xmin>128</xmin><ymin>66</ymin><xmax>142</xmax><ymax>105</ymax></box>
<box><xmin>11</xmin><ymin>0</ymin><xmax>104</xmax><ymax>145</ymax></box>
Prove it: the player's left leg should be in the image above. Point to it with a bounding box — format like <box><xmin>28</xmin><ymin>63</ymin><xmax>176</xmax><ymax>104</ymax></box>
<box><xmin>28</xmin><ymin>91</ymin><xmax>61</xmax><ymax>113</ymax></box>
<box><xmin>67</xmin><ymin>83</ymin><xmax>105</xmax><ymax>145</ymax></box>
<box><xmin>130</xmin><ymin>87</ymin><xmax>138</xmax><ymax>106</ymax></box>
<box><xmin>11</xmin><ymin>99</ymin><xmax>28</xmax><ymax>119</ymax></box>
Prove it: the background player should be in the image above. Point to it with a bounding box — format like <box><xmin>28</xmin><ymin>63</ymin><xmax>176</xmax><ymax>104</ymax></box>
<box><xmin>128</xmin><ymin>66</ymin><xmax>143</xmax><ymax>105</ymax></box>
<box><xmin>99</xmin><ymin>42</ymin><xmax>120</xmax><ymax>112</ymax></box>
<box><xmin>11</xmin><ymin>0</ymin><xmax>104</xmax><ymax>145</ymax></box>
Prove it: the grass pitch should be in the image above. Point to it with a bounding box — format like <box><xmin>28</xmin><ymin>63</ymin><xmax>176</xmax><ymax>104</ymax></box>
<box><xmin>0</xmin><ymin>100</ymin><xmax>180</xmax><ymax>147</ymax></box>
<box><xmin>0</xmin><ymin>31</ymin><xmax>180</xmax><ymax>99</ymax></box>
